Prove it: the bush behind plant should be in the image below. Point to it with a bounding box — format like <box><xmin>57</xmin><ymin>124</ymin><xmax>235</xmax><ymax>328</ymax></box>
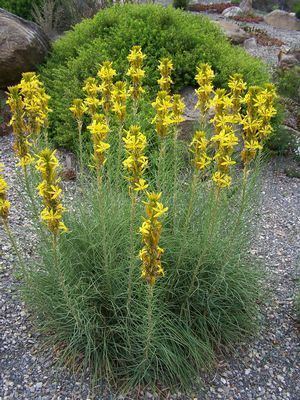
<box><xmin>40</xmin><ymin>4</ymin><xmax>269</xmax><ymax>150</ymax></box>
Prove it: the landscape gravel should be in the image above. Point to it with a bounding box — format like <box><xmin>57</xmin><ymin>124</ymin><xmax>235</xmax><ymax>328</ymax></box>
<box><xmin>1</xmin><ymin>127</ymin><xmax>299</xmax><ymax>399</ymax></box>
<box><xmin>196</xmin><ymin>11</ymin><xmax>300</xmax><ymax>66</ymax></box>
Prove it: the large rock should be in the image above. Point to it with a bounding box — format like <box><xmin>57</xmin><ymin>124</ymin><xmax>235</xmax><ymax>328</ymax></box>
<box><xmin>214</xmin><ymin>20</ymin><xmax>250</xmax><ymax>44</ymax></box>
<box><xmin>240</xmin><ymin>0</ymin><xmax>252</xmax><ymax>13</ymax></box>
<box><xmin>0</xmin><ymin>8</ymin><xmax>50</xmax><ymax>88</ymax></box>
<box><xmin>278</xmin><ymin>48</ymin><xmax>300</xmax><ymax>69</ymax></box>
<box><xmin>222</xmin><ymin>6</ymin><xmax>243</xmax><ymax>18</ymax></box>
<box><xmin>264</xmin><ymin>10</ymin><xmax>300</xmax><ymax>31</ymax></box>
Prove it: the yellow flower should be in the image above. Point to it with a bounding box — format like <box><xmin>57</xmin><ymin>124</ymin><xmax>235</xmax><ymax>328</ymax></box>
<box><xmin>157</xmin><ymin>58</ymin><xmax>173</xmax><ymax>92</ymax></box>
<box><xmin>87</xmin><ymin>114</ymin><xmax>110</xmax><ymax>169</ymax></box>
<box><xmin>190</xmin><ymin>130</ymin><xmax>212</xmax><ymax>171</ymax></box>
<box><xmin>36</xmin><ymin>149</ymin><xmax>67</xmax><ymax>235</ymax></box>
<box><xmin>172</xmin><ymin>94</ymin><xmax>185</xmax><ymax>124</ymax></box>
<box><xmin>139</xmin><ymin>191</ymin><xmax>167</xmax><ymax>285</ymax></box>
<box><xmin>195</xmin><ymin>63</ymin><xmax>215</xmax><ymax>116</ymax></box>
<box><xmin>134</xmin><ymin>178</ymin><xmax>149</xmax><ymax>192</ymax></box>
<box><xmin>111</xmin><ymin>81</ymin><xmax>128</xmax><ymax>123</ymax></box>
<box><xmin>123</xmin><ymin>125</ymin><xmax>148</xmax><ymax>193</ymax></box>
<box><xmin>127</xmin><ymin>46</ymin><xmax>146</xmax><ymax>101</ymax></box>
<box><xmin>212</xmin><ymin>171</ymin><xmax>231</xmax><ymax>188</ymax></box>
<box><xmin>70</xmin><ymin>99</ymin><xmax>87</xmax><ymax>120</ymax></box>
<box><xmin>7</xmin><ymin>86</ymin><xmax>33</xmax><ymax>168</ymax></box>
<box><xmin>97</xmin><ymin>61</ymin><xmax>116</xmax><ymax>114</ymax></box>
<box><xmin>152</xmin><ymin>91</ymin><xmax>173</xmax><ymax>137</ymax></box>
<box><xmin>0</xmin><ymin>164</ymin><xmax>10</xmax><ymax>221</ymax></box>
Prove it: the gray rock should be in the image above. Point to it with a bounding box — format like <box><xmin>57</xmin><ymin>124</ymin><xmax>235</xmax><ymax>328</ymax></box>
<box><xmin>278</xmin><ymin>47</ymin><xmax>300</xmax><ymax>69</ymax></box>
<box><xmin>214</xmin><ymin>20</ymin><xmax>250</xmax><ymax>44</ymax></box>
<box><xmin>244</xmin><ymin>37</ymin><xmax>257</xmax><ymax>50</ymax></box>
<box><xmin>240</xmin><ymin>0</ymin><xmax>252</xmax><ymax>13</ymax></box>
<box><xmin>222</xmin><ymin>6</ymin><xmax>243</xmax><ymax>18</ymax></box>
<box><xmin>264</xmin><ymin>10</ymin><xmax>300</xmax><ymax>31</ymax></box>
<box><xmin>0</xmin><ymin>8</ymin><xmax>50</xmax><ymax>88</ymax></box>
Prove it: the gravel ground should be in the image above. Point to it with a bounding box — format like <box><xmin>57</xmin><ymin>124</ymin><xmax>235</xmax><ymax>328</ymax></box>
<box><xmin>196</xmin><ymin>11</ymin><xmax>300</xmax><ymax>66</ymax></box>
<box><xmin>1</xmin><ymin>130</ymin><xmax>299</xmax><ymax>399</ymax></box>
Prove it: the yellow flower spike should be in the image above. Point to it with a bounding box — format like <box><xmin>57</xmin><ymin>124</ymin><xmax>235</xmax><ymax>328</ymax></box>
<box><xmin>152</xmin><ymin>90</ymin><xmax>173</xmax><ymax>138</ymax></box>
<box><xmin>127</xmin><ymin>46</ymin><xmax>146</xmax><ymax>103</ymax></box>
<box><xmin>190</xmin><ymin>130</ymin><xmax>212</xmax><ymax>172</ymax></box>
<box><xmin>83</xmin><ymin>77</ymin><xmax>100</xmax><ymax>97</ymax></box>
<box><xmin>0</xmin><ymin>164</ymin><xmax>11</xmax><ymax>221</ymax></box>
<box><xmin>6</xmin><ymin>85</ymin><xmax>33</xmax><ymax>168</ymax></box>
<box><xmin>70</xmin><ymin>99</ymin><xmax>87</xmax><ymax>121</ymax></box>
<box><xmin>228</xmin><ymin>73</ymin><xmax>247</xmax><ymax>114</ymax></box>
<box><xmin>212</xmin><ymin>171</ymin><xmax>231</xmax><ymax>188</ymax></box>
<box><xmin>111</xmin><ymin>81</ymin><xmax>128</xmax><ymax>123</ymax></box>
<box><xmin>97</xmin><ymin>61</ymin><xmax>116</xmax><ymax>115</ymax></box>
<box><xmin>139</xmin><ymin>191</ymin><xmax>168</xmax><ymax>286</ymax></box>
<box><xmin>195</xmin><ymin>63</ymin><xmax>215</xmax><ymax>119</ymax></box>
<box><xmin>18</xmin><ymin>72</ymin><xmax>51</xmax><ymax>143</ymax></box>
<box><xmin>158</xmin><ymin>57</ymin><xmax>173</xmax><ymax>92</ymax></box>
<box><xmin>172</xmin><ymin>94</ymin><xmax>185</xmax><ymax>124</ymax></box>
<box><xmin>123</xmin><ymin>125</ymin><xmax>148</xmax><ymax>193</ymax></box>
<box><xmin>87</xmin><ymin>114</ymin><xmax>110</xmax><ymax>171</ymax></box>
<box><xmin>36</xmin><ymin>149</ymin><xmax>68</xmax><ymax>235</ymax></box>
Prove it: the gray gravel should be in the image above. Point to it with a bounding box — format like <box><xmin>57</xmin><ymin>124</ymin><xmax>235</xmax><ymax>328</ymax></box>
<box><xmin>196</xmin><ymin>11</ymin><xmax>300</xmax><ymax>66</ymax></box>
<box><xmin>1</xmin><ymin>129</ymin><xmax>299</xmax><ymax>400</ymax></box>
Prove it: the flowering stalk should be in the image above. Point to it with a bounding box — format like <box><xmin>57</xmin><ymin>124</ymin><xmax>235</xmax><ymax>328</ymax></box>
<box><xmin>98</xmin><ymin>61</ymin><xmax>116</xmax><ymax>122</ymax></box>
<box><xmin>171</xmin><ymin>94</ymin><xmax>185</xmax><ymax>228</ymax></box>
<box><xmin>123</xmin><ymin>126</ymin><xmax>149</xmax><ymax>308</ymax></box>
<box><xmin>111</xmin><ymin>81</ymin><xmax>128</xmax><ymax>178</ymax></box>
<box><xmin>18</xmin><ymin>72</ymin><xmax>51</xmax><ymax>148</ymax></box>
<box><xmin>139</xmin><ymin>192</ymin><xmax>168</xmax><ymax>359</ymax></box>
<box><xmin>0</xmin><ymin>164</ymin><xmax>24</xmax><ymax>270</ymax></box>
<box><xmin>70</xmin><ymin>98</ymin><xmax>88</xmax><ymax>176</ymax></box>
<box><xmin>157</xmin><ymin>58</ymin><xmax>173</xmax><ymax>93</ymax></box>
<box><xmin>87</xmin><ymin>114</ymin><xmax>110</xmax><ymax>189</ymax></box>
<box><xmin>6</xmin><ymin>85</ymin><xmax>42</xmax><ymax>225</ymax></box>
<box><xmin>83</xmin><ymin>77</ymin><xmax>101</xmax><ymax>119</ymax></box>
<box><xmin>195</xmin><ymin>63</ymin><xmax>215</xmax><ymax>125</ymax></box>
<box><xmin>127</xmin><ymin>46</ymin><xmax>146</xmax><ymax>114</ymax></box>
<box><xmin>152</xmin><ymin>90</ymin><xmax>173</xmax><ymax>190</ymax></box>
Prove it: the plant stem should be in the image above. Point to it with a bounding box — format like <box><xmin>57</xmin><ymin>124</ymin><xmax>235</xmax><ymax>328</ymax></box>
<box><xmin>3</xmin><ymin>220</ymin><xmax>26</xmax><ymax>274</ymax></box>
<box><xmin>77</xmin><ymin>120</ymin><xmax>83</xmax><ymax>178</ymax></box>
<box><xmin>126</xmin><ymin>193</ymin><xmax>137</xmax><ymax>311</ymax></box>
<box><xmin>144</xmin><ymin>284</ymin><xmax>154</xmax><ymax>361</ymax></box>
<box><xmin>97</xmin><ymin>169</ymin><xmax>111</xmax><ymax>293</ymax></box>
<box><xmin>157</xmin><ymin>138</ymin><xmax>166</xmax><ymax>191</ymax></box>
<box><xmin>23</xmin><ymin>166</ymin><xmax>47</xmax><ymax>242</ymax></box>
<box><xmin>175</xmin><ymin>171</ymin><xmax>198</xmax><ymax>276</ymax></box>
<box><xmin>172</xmin><ymin>127</ymin><xmax>179</xmax><ymax>231</ymax></box>
<box><xmin>117</xmin><ymin>122</ymin><xmax>124</xmax><ymax>184</ymax></box>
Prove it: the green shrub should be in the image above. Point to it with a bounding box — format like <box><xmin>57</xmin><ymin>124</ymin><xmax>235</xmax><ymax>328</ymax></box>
<box><xmin>173</xmin><ymin>0</ymin><xmax>190</xmax><ymax>10</ymax></box>
<box><xmin>275</xmin><ymin>66</ymin><xmax>300</xmax><ymax>104</ymax></box>
<box><xmin>0</xmin><ymin>0</ymin><xmax>41</xmax><ymax>19</ymax></box>
<box><xmin>293</xmin><ymin>3</ymin><xmax>300</xmax><ymax>19</ymax></box>
<box><xmin>40</xmin><ymin>4</ymin><xmax>269</xmax><ymax>150</ymax></box>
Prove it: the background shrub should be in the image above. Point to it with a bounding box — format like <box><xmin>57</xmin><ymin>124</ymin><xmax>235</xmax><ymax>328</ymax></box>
<box><xmin>40</xmin><ymin>4</ymin><xmax>269</xmax><ymax>150</ymax></box>
<box><xmin>173</xmin><ymin>0</ymin><xmax>190</xmax><ymax>10</ymax></box>
<box><xmin>0</xmin><ymin>0</ymin><xmax>42</xmax><ymax>19</ymax></box>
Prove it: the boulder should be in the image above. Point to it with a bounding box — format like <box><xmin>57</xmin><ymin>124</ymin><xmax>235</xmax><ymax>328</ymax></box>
<box><xmin>240</xmin><ymin>0</ymin><xmax>252</xmax><ymax>13</ymax></box>
<box><xmin>243</xmin><ymin>37</ymin><xmax>257</xmax><ymax>50</ymax></box>
<box><xmin>264</xmin><ymin>10</ymin><xmax>300</xmax><ymax>31</ymax></box>
<box><xmin>0</xmin><ymin>8</ymin><xmax>50</xmax><ymax>88</ymax></box>
<box><xmin>222</xmin><ymin>6</ymin><xmax>243</xmax><ymax>18</ymax></box>
<box><xmin>278</xmin><ymin>48</ymin><xmax>300</xmax><ymax>69</ymax></box>
<box><xmin>214</xmin><ymin>20</ymin><xmax>250</xmax><ymax>44</ymax></box>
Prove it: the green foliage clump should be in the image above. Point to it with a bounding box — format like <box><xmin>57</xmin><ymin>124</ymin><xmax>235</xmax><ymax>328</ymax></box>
<box><xmin>173</xmin><ymin>0</ymin><xmax>190</xmax><ymax>10</ymax></box>
<box><xmin>276</xmin><ymin>66</ymin><xmax>300</xmax><ymax>104</ymax></box>
<box><xmin>23</xmin><ymin>160</ymin><xmax>262</xmax><ymax>391</ymax></box>
<box><xmin>40</xmin><ymin>4</ymin><xmax>269</xmax><ymax>150</ymax></box>
<box><xmin>0</xmin><ymin>0</ymin><xmax>41</xmax><ymax>19</ymax></box>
